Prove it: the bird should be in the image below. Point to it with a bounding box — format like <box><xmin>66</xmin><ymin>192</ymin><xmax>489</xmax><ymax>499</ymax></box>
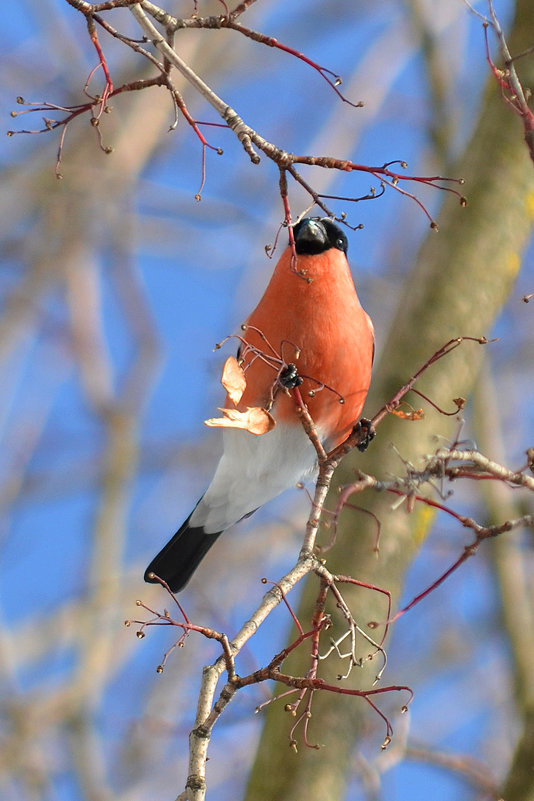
<box><xmin>145</xmin><ymin>217</ymin><xmax>375</xmax><ymax>592</ymax></box>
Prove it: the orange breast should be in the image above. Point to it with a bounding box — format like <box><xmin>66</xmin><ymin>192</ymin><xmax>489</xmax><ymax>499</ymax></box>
<box><xmin>234</xmin><ymin>246</ymin><xmax>374</xmax><ymax>451</ymax></box>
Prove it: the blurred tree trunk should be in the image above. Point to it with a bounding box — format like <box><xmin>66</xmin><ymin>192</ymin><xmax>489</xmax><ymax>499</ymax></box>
<box><xmin>245</xmin><ymin>0</ymin><xmax>534</xmax><ymax>798</ymax></box>
<box><xmin>474</xmin><ymin>368</ymin><xmax>534</xmax><ymax>801</ymax></box>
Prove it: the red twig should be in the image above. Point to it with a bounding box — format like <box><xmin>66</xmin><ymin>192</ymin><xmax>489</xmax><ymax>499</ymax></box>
<box><xmin>365</xmin><ymin>475</ymin><xmax>534</xmax><ymax>626</ymax></box>
<box><xmin>410</xmin><ymin>388</ymin><xmax>466</xmax><ymax>416</ymax></box>
<box><xmin>482</xmin><ymin>4</ymin><xmax>534</xmax><ymax>163</ymax></box>
<box><xmin>229</xmin><ymin>0</ymin><xmax>258</xmax><ymax>17</ymax></box>
<box><xmin>86</xmin><ymin>15</ymin><xmax>114</xmax><ymax>117</ymax></box>
<box><xmin>278</xmin><ymin>168</ymin><xmax>299</xmax><ymax>274</ymax></box>
<box><xmin>290</xmin><ymin>155</ymin><xmax>467</xmax><ymax>224</ymax></box>
<box><xmin>242</xmin><ymin>668</ymin><xmax>414</xmax><ymax>750</ymax></box>
<box><xmin>327</xmin><ymin>337</ymin><xmax>491</xmax><ymax>464</ymax></box>
<box><xmin>261</xmin><ymin>578</ymin><xmax>305</xmax><ymax>636</ymax></box>
<box><xmin>224</xmin><ymin>21</ymin><xmax>363</xmax><ymax>109</ymax></box>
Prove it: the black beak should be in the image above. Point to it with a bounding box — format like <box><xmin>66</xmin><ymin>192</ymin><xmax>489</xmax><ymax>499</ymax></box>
<box><xmin>293</xmin><ymin>218</ymin><xmax>328</xmax><ymax>254</ymax></box>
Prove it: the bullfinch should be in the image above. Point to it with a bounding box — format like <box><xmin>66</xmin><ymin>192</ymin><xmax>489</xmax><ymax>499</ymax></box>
<box><xmin>145</xmin><ymin>217</ymin><xmax>374</xmax><ymax>592</ymax></box>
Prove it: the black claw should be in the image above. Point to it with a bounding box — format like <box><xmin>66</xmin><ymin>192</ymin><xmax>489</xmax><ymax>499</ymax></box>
<box><xmin>354</xmin><ymin>417</ymin><xmax>376</xmax><ymax>452</ymax></box>
<box><xmin>279</xmin><ymin>363</ymin><xmax>303</xmax><ymax>389</ymax></box>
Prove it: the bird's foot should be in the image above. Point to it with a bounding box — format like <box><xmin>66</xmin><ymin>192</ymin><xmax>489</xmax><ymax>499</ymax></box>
<box><xmin>354</xmin><ymin>417</ymin><xmax>375</xmax><ymax>452</ymax></box>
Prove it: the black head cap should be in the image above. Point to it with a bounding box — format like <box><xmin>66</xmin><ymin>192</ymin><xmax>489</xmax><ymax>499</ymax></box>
<box><xmin>292</xmin><ymin>217</ymin><xmax>348</xmax><ymax>256</ymax></box>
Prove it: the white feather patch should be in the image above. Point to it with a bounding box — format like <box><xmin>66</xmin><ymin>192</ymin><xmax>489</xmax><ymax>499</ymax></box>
<box><xmin>190</xmin><ymin>421</ymin><xmax>320</xmax><ymax>533</ymax></box>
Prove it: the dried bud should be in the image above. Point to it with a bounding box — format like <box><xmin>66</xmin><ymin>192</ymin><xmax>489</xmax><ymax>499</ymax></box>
<box><xmin>205</xmin><ymin>406</ymin><xmax>275</xmax><ymax>436</ymax></box>
<box><xmin>221</xmin><ymin>356</ymin><xmax>247</xmax><ymax>403</ymax></box>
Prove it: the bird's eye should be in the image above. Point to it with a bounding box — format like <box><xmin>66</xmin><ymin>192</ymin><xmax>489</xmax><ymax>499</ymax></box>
<box><xmin>336</xmin><ymin>237</ymin><xmax>347</xmax><ymax>251</ymax></box>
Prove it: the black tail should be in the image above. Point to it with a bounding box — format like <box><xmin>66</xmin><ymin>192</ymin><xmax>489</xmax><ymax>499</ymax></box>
<box><xmin>144</xmin><ymin>512</ymin><xmax>222</xmax><ymax>592</ymax></box>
